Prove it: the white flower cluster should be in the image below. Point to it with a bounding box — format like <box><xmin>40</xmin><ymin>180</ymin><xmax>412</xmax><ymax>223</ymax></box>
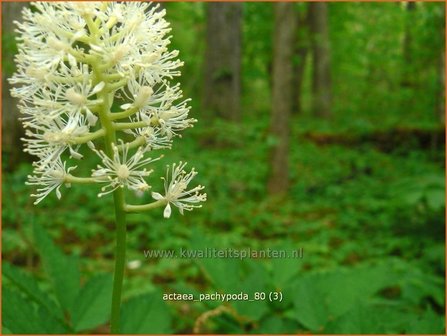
<box><xmin>10</xmin><ymin>2</ymin><xmax>206</xmax><ymax>216</ymax></box>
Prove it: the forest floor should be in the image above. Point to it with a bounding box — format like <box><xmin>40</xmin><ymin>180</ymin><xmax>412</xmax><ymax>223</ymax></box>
<box><xmin>2</xmin><ymin>115</ymin><xmax>445</xmax><ymax>334</ymax></box>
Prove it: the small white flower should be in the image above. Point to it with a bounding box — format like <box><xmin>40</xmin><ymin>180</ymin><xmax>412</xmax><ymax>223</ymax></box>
<box><xmin>121</xmin><ymin>78</ymin><xmax>196</xmax><ymax>140</ymax></box>
<box><xmin>126</xmin><ymin>124</ymin><xmax>172</xmax><ymax>151</ymax></box>
<box><xmin>91</xmin><ymin>142</ymin><xmax>159</xmax><ymax>197</ymax></box>
<box><xmin>88</xmin><ymin>3</ymin><xmax>181</xmax><ymax>81</ymax></box>
<box><xmin>9</xmin><ymin>65</ymin><xmax>53</xmax><ymax>97</ymax></box>
<box><xmin>22</xmin><ymin>113</ymin><xmax>88</xmax><ymax>165</ymax></box>
<box><xmin>152</xmin><ymin>162</ymin><xmax>206</xmax><ymax>218</ymax></box>
<box><xmin>63</xmin><ymin>65</ymin><xmax>104</xmax><ymax>126</ymax></box>
<box><xmin>14</xmin><ymin>64</ymin><xmax>102</xmax><ymax>128</ymax></box>
<box><xmin>27</xmin><ymin>157</ymin><xmax>76</xmax><ymax>204</ymax></box>
<box><xmin>152</xmin><ymin>97</ymin><xmax>195</xmax><ymax>139</ymax></box>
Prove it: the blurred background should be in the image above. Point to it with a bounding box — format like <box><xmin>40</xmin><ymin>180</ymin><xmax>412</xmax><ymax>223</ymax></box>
<box><xmin>2</xmin><ymin>2</ymin><xmax>445</xmax><ymax>334</ymax></box>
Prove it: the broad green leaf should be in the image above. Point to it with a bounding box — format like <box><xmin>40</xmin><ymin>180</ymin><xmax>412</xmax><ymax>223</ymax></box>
<box><xmin>190</xmin><ymin>230</ymin><xmax>241</xmax><ymax>292</ymax></box>
<box><xmin>3</xmin><ymin>262</ymin><xmax>64</xmax><ymax>320</ymax></box>
<box><xmin>2</xmin><ymin>288</ymin><xmax>46</xmax><ymax>334</ymax></box>
<box><xmin>2</xmin><ymin>326</ymin><xmax>12</xmax><ymax>335</ymax></box>
<box><xmin>326</xmin><ymin>303</ymin><xmax>439</xmax><ymax>334</ymax></box>
<box><xmin>38</xmin><ymin>306</ymin><xmax>71</xmax><ymax>334</ymax></box>
<box><xmin>199</xmin><ymin>258</ymin><xmax>241</xmax><ymax>292</ymax></box>
<box><xmin>325</xmin><ymin>263</ymin><xmax>396</xmax><ymax>318</ymax></box>
<box><xmin>400</xmin><ymin>266</ymin><xmax>445</xmax><ymax>307</ymax></box>
<box><xmin>425</xmin><ymin>189</ymin><xmax>445</xmax><ymax>210</ymax></box>
<box><xmin>292</xmin><ymin>262</ymin><xmax>399</xmax><ymax>331</ymax></box>
<box><xmin>270</xmin><ymin>241</ymin><xmax>301</xmax><ymax>289</ymax></box>
<box><xmin>233</xmin><ymin>261</ymin><xmax>269</xmax><ymax>320</ymax></box>
<box><xmin>121</xmin><ymin>292</ymin><xmax>172</xmax><ymax>334</ymax></box>
<box><xmin>71</xmin><ymin>274</ymin><xmax>113</xmax><ymax>332</ymax></box>
<box><xmin>258</xmin><ymin>315</ymin><xmax>300</xmax><ymax>334</ymax></box>
<box><xmin>293</xmin><ymin>274</ymin><xmax>328</xmax><ymax>331</ymax></box>
<box><xmin>325</xmin><ymin>304</ymin><xmax>386</xmax><ymax>334</ymax></box>
<box><xmin>33</xmin><ymin>222</ymin><xmax>81</xmax><ymax>314</ymax></box>
<box><xmin>406</xmin><ymin>308</ymin><xmax>445</xmax><ymax>334</ymax></box>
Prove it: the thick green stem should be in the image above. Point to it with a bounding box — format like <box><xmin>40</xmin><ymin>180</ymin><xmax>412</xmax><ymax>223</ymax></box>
<box><xmin>88</xmin><ymin>16</ymin><xmax>127</xmax><ymax>330</ymax></box>
<box><xmin>96</xmin><ymin>88</ymin><xmax>127</xmax><ymax>333</ymax></box>
<box><xmin>110</xmin><ymin>189</ymin><xmax>127</xmax><ymax>334</ymax></box>
<box><xmin>95</xmin><ymin>80</ymin><xmax>126</xmax><ymax>333</ymax></box>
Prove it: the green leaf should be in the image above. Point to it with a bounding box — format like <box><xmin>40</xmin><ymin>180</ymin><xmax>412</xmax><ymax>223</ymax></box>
<box><xmin>190</xmin><ymin>230</ymin><xmax>241</xmax><ymax>292</ymax></box>
<box><xmin>258</xmin><ymin>315</ymin><xmax>300</xmax><ymax>334</ymax></box>
<box><xmin>3</xmin><ymin>262</ymin><xmax>64</xmax><ymax>320</ymax></box>
<box><xmin>325</xmin><ymin>263</ymin><xmax>395</xmax><ymax>318</ymax></box>
<box><xmin>33</xmin><ymin>222</ymin><xmax>81</xmax><ymax>314</ymax></box>
<box><xmin>425</xmin><ymin>189</ymin><xmax>445</xmax><ymax>210</ymax></box>
<box><xmin>406</xmin><ymin>308</ymin><xmax>445</xmax><ymax>334</ymax></box>
<box><xmin>71</xmin><ymin>274</ymin><xmax>113</xmax><ymax>332</ymax></box>
<box><xmin>292</xmin><ymin>262</ymin><xmax>399</xmax><ymax>331</ymax></box>
<box><xmin>293</xmin><ymin>274</ymin><xmax>328</xmax><ymax>331</ymax></box>
<box><xmin>38</xmin><ymin>306</ymin><xmax>70</xmax><ymax>334</ymax></box>
<box><xmin>2</xmin><ymin>326</ymin><xmax>12</xmax><ymax>335</ymax></box>
<box><xmin>199</xmin><ymin>259</ymin><xmax>241</xmax><ymax>293</ymax></box>
<box><xmin>121</xmin><ymin>292</ymin><xmax>172</xmax><ymax>334</ymax></box>
<box><xmin>325</xmin><ymin>304</ymin><xmax>386</xmax><ymax>334</ymax></box>
<box><xmin>2</xmin><ymin>288</ymin><xmax>46</xmax><ymax>334</ymax></box>
<box><xmin>270</xmin><ymin>242</ymin><xmax>301</xmax><ymax>289</ymax></box>
<box><xmin>233</xmin><ymin>261</ymin><xmax>269</xmax><ymax>320</ymax></box>
<box><xmin>400</xmin><ymin>267</ymin><xmax>445</xmax><ymax>307</ymax></box>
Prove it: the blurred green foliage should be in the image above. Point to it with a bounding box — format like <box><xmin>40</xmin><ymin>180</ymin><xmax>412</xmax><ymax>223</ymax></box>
<box><xmin>2</xmin><ymin>2</ymin><xmax>445</xmax><ymax>334</ymax></box>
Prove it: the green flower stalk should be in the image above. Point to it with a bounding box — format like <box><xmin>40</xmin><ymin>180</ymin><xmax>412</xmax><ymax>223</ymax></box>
<box><xmin>9</xmin><ymin>2</ymin><xmax>206</xmax><ymax>333</ymax></box>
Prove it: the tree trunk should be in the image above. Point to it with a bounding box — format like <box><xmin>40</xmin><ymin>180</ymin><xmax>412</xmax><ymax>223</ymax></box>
<box><xmin>401</xmin><ymin>1</ymin><xmax>416</xmax><ymax>88</ymax></box>
<box><xmin>2</xmin><ymin>2</ymin><xmax>27</xmax><ymax>171</ymax></box>
<box><xmin>292</xmin><ymin>6</ymin><xmax>309</xmax><ymax>114</ymax></box>
<box><xmin>267</xmin><ymin>3</ymin><xmax>297</xmax><ymax>195</ymax></box>
<box><xmin>437</xmin><ymin>16</ymin><xmax>446</xmax><ymax>123</ymax></box>
<box><xmin>203</xmin><ymin>3</ymin><xmax>242</xmax><ymax>121</ymax></box>
<box><xmin>309</xmin><ymin>2</ymin><xmax>332</xmax><ymax>118</ymax></box>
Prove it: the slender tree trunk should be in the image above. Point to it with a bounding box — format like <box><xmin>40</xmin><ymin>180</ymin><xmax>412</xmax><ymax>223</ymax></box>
<box><xmin>309</xmin><ymin>2</ymin><xmax>332</xmax><ymax>118</ymax></box>
<box><xmin>403</xmin><ymin>1</ymin><xmax>416</xmax><ymax>63</ymax></box>
<box><xmin>2</xmin><ymin>2</ymin><xmax>27</xmax><ymax>171</ymax></box>
<box><xmin>437</xmin><ymin>32</ymin><xmax>445</xmax><ymax>124</ymax></box>
<box><xmin>292</xmin><ymin>6</ymin><xmax>309</xmax><ymax>114</ymax></box>
<box><xmin>401</xmin><ymin>1</ymin><xmax>416</xmax><ymax>88</ymax></box>
<box><xmin>203</xmin><ymin>3</ymin><xmax>242</xmax><ymax>121</ymax></box>
<box><xmin>267</xmin><ymin>3</ymin><xmax>297</xmax><ymax>195</ymax></box>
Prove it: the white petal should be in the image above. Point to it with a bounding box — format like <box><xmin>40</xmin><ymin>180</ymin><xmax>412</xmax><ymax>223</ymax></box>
<box><xmin>163</xmin><ymin>203</ymin><xmax>171</xmax><ymax>218</ymax></box>
<box><xmin>92</xmin><ymin>81</ymin><xmax>105</xmax><ymax>94</ymax></box>
<box><xmin>140</xmin><ymin>113</ymin><xmax>150</xmax><ymax>122</ymax></box>
<box><xmin>120</xmin><ymin>103</ymin><xmax>132</xmax><ymax>110</ymax></box>
<box><xmin>89</xmin><ymin>44</ymin><xmax>102</xmax><ymax>52</ymax></box>
<box><xmin>87</xmin><ymin>141</ymin><xmax>96</xmax><ymax>150</ymax></box>
<box><xmin>92</xmin><ymin>169</ymin><xmax>107</xmax><ymax>177</ymax></box>
<box><xmin>69</xmin><ymin>147</ymin><xmax>83</xmax><ymax>160</ymax></box>
<box><xmin>56</xmin><ymin>187</ymin><xmax>62</xmax><ymax>200</ymax></box>
<box><xmin>86</xmin><ymin>109</ymin><xmax>98</xmax><ymax>126</ymax></box>
<box><xmin>68</xmin><ymin>54</ymin><xmax>77</xmax><ymax>67</ymax></box>
<box><xmin>151</xmin><ymin>192</ymin><xmax>164</xmax><ymax>200</ymax></box>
